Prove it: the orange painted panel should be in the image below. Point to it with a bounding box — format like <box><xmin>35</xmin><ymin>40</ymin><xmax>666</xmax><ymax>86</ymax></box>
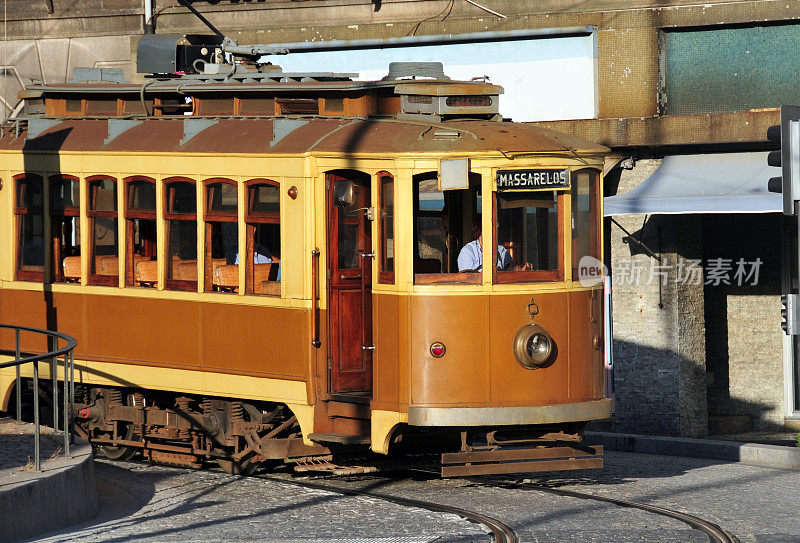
<box><xmin>592</xmin><ymin>292</ymin><xmax>605</xmax><ymax>398</ymax></box>
<box><xmin>488</xmin><ymin>293</ymin><xmax>570</xmax><ymax>405</ymax></box>
<box><xmin>373</xmin><ymin>293</ymin><xmax>399</xmax><ymax>408</ymax></box>
<box><xmin>410</xmin><ymin>295</ymin><xmax>487</xmax><ymax>406</ymax></box>
<box><xmin>202</xmin><ymin>302</ymin><xmax>308</xmax><ymax>379</ymax></box>
<box><xmin>568</xmin><ymin>290</ymin><xmax>595</xmax><ymax>402</ymax></box>
<box><xmin>85</xmin><ymin>295</ymin><xmax>201</xmax><ymax>369</ymax></box>
<box><xmin>398</xmin><ymin>295</ymin><xmax>410</xmax><ymax>406</ymax></box>
<box><xmin>0</xmin><ymin>290</ymin><xmax>85</xmax><ymax>355</ymax></box>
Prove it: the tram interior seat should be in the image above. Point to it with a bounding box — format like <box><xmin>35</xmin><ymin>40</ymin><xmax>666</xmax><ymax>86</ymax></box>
<box><xmin>135</xmin><ymin>260</ymin><xmax>158</xmax><ymax>287</ymax></box>
<box><xmin>214</xmin><ymin>264</ymin><xmax>239</xmax><ymax>292</ymax></box>
<box><xmin>98</xmin><ymin>256</ymin><xmax>119</xmax><ymax>276</ymax></box>
<box><xmin>253</xmin><ymin>263</ymin><xmax>280</xmax><ymax>295</ymax></box>
<box><xmin>62</xmin><ymin>256</ymin><xmax>81</xmax><ymax>282</ymax></box>
<box><xmin>175</xmin><ymin>260</ymin><xmax>198</xmax><ymax>281</ymax></box>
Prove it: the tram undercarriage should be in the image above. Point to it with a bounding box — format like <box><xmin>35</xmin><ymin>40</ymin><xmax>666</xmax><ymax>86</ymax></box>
<box><xmin>71</xmin><ymin>386</ymin><xmax>331</xmax><ymax>475</ymax></box>
<box><xmin>59</xmin><ymin>384</ymin><xmax>599</xmax><ymax>477</ymax></box>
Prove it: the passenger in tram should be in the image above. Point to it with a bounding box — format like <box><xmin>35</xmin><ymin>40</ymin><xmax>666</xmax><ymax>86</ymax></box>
<box><xmin>457</xmin><ymin>223</ymin><xmax>531</xmax><ymax>272</ymax></box>
<box><xmin>234</xmin><ymin>242</ymin><xmax>281</xmax><ymax>281</ymax></box>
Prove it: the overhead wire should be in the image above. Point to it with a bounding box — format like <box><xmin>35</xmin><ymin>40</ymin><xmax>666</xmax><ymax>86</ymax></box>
<box><xmin>407</xmin><ymin>0</ymin><xmax>455</xmax><ymax>36</ymax></box>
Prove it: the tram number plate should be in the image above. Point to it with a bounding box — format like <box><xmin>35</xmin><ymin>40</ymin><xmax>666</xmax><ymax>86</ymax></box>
<box><xmin>497</xmin><ymin>168</ymin><xmax>570</xmax><ymax>191</ymax></box>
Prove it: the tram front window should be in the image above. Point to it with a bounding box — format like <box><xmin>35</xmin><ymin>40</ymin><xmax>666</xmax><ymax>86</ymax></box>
<box><xmin>495</xmin><ymin>190</ymin><xmax>561</xmax><ymax>283</ymax></box>
<box><xmin>413</xmin><ymin>172</ymin><xmax>481</xmax><ymax>283</ymax></box>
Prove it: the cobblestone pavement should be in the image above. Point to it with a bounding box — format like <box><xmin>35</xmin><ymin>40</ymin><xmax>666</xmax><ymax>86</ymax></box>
<box><xmin>28</xmin><ymin>450</ymin><xmax>800</xmax><ymax>543</ymax></box>
<box><xmin>30</xmin><ymin>459</ymin><xmax>487</xmax><ymax>543</ymax></box>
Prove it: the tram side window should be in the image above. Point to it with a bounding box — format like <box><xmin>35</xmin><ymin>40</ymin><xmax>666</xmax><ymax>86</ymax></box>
<box><xmin>50</xmin><ymin>176</ymin><xmax>81</xmax><ymax>283</ymax></box>
<box><xmin>494</xmin><ymin>190</ymin><xmax>562</xmax><ymax>283</ymax></box>
<box><xmin>413</xmin><ymin>172</ymin><xmax>481</xmax><ymax>283</ymax></box>
<box><xmin>245</xmin><ymin>181</ymin><xmax>280</xmax><ymax>296</ymax></box>
<box><xmin>571</xmin><ymin>169</ymin><xmax>600</xmax><ymax>281</ymax></box>
<box><xmin>125</xmin><ymin>178</ymin><xmax>157</xmax><ymax>288</ymax></box>
<box><xmin>15</xmin><ymin>175</ymin><xmax>45</xmax><ymax>281</ymax></box>
<box><xmin>379</xmin><ymin>172</ymin><xmax>395</xmax><ymax>283</ymax></box>
<box><xmin>204</xmin><ymin>179</ymin><xmax>239</xmax><ymax>293</ymax></box>
<box><xmin>87</xmin><ymin>177</ymin><xmax>119</xmax><ymax>286</ymax></box>
<box><xmin>164</xmin><ymin>179</ymin><xmax>198</xmax><ymax>292</ymax></box>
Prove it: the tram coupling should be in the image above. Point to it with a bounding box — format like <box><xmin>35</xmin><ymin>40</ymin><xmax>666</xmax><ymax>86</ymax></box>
<box><xmin>440</xmin><ymin>429</ymin><xmax>603</xmax><ymax>477</ymax></box>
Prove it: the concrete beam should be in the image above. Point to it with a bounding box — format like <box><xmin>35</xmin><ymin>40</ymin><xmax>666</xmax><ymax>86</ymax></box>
<box><xmin>535</xmin><ymin>109</ymin><xmax>781</xmax><ymax>149</ymax></box>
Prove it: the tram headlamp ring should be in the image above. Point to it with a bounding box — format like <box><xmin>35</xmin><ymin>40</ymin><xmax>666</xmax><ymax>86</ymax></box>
<box><xmin>512</xmin><ymin>324</ymin><xmax>554</xmax><ymax>369</ymax></box>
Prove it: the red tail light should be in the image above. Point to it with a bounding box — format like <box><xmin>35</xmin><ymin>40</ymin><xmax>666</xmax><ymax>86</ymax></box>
<box><xmin>430</xmin><ymin>342</ymin><xmax>446</xmax><ymax>358</ymax></box>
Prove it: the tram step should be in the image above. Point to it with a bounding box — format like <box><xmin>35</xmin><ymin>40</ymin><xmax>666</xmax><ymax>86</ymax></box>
<box><xmin>309</xmin><ymin>432</ymin><xmax>371</xmax><ymax>445</ymax></box>
<box><xmin>441</xmin><ymin>445</ymin><xmax>603</xmax><ymax>477</ymax></box>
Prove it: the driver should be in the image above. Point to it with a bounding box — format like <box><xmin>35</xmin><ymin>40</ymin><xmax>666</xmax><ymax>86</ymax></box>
<box><xmin>457</xmin><ymin>223</ymin><xmax>524</xmax><ymax>272</ymax></box>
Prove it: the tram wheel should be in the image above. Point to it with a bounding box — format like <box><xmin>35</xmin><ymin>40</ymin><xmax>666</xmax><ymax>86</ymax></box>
<box><xmin>98</xmin><ymin>423</ymin><xmax>137</xmax><ymax>461</ymax></box>
<box><xmin>216</xmin><ymin>457</ymin><xmax>258</xmax><ymax>476</ymax></box>
<box><xmin>98</xmin><ymin>390</ymin><xmax>138</xmax><ymax>461</ymax></box>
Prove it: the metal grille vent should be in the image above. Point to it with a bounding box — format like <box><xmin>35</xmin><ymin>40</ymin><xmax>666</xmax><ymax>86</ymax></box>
<box><xmin>446</xmin><ymin>95</ymin><xmax>491</xmax><ymax>107</ymax></box>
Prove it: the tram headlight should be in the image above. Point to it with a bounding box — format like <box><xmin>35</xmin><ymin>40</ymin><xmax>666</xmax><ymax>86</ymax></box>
<box><xmin>512</xmin><ymin>324</ymin><xmax>555</xmax><ymax>369</ymax></box>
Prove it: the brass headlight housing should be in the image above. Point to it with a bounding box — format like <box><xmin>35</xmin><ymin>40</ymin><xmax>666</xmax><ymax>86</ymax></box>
<box><xmin>512</xmin><ymin>324</ymin><xmax>555</xmax><ymax>369</ymax></box>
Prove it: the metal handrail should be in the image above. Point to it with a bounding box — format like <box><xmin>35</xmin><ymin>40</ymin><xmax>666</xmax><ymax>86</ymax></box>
<box><xmin>1</xmin><ymin>324</ymin><xmax>77</xmax><ymax>471</ymax></box>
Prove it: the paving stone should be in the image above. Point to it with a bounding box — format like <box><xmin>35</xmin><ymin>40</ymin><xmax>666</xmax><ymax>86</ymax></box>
<box><xmin>28</xmin><ymin>450</ymin><xmax>800</xmax><ymax>542</ymax></box>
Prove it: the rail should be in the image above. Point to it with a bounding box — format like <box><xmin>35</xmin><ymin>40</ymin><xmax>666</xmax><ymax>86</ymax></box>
<box><xmin>0</xmin><ymin>324</ymin><xmax>77</xmax><ymax>471</ymax></box>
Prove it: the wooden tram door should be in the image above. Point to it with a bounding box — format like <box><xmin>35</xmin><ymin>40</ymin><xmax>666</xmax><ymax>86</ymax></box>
<box><xmin>327</xmin><ymin>172</ymin><xmax>373</xmax><ymax>394</ymax></box>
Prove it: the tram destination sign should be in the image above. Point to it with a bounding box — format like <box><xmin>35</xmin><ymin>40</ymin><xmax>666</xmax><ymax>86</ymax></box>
<box><xmin>496</xmin><ymin>168</ymin><xmax>570</xmax><ymax>191</ymax></box>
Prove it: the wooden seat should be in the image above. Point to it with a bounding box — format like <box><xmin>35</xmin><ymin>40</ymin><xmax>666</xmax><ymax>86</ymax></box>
<box><xmin>135</xmin><ymin>260</ymin><xmax>158</xmax><ymax>287</ymax></box>
<box><xmin>253</xmin><ymin>262</ymin><xmax>278</xmax><ymax>282</ymax></box>
<box><xmin>256</xmin><ymin>281</ymin><xmax>281</xmax><ymax>296</ymax></box>
<box><xmin>214</xmin><ymin>264</ymin><xmax>239</xmax><ymax>292</ymax></box>
<box><xmin>98</xmin><ymin>256</ymin><xmax>119</xmax><ymax>276</ymax></box>
<box><xmin>252</xmin><ymin>263</ymin><xmax>280</xmax><ymax>295</ymax></box>
<box><xmin>175</xmin><ymin>260</ymin><xmax>198</xmax><ymax>281</ymax></box>
<box><xmin>62</xmin><ymin>256</ymin><xmax>81</xmax><ymax>282</ymax></box>
<box><xmin>171</xmin><ymin>256</ymin><xmax>196</xmax><ymax>278</ymax></box>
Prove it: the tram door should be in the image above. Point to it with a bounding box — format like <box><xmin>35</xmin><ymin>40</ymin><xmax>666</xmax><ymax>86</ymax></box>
<box><xmin>327</xmin><ymin>172</ymin><xmax>373</xmax><ymax>393</ymax></box>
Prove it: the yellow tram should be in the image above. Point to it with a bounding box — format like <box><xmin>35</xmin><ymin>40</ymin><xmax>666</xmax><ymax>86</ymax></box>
<box><xmin>0</xmin><ymin>34</ymin><xmax>611</xmax><ymax>476</ymax></box>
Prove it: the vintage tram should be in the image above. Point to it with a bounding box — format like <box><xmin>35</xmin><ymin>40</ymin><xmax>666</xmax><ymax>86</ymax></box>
<box><xmin>0</xmin><ymin>32</ymin><xmax>610</xmax><ymax>476</ymax></box>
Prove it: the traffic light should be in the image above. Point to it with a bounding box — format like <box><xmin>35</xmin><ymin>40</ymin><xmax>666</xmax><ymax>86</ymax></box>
<box><xmin>767</xmin><ymin>105</ymin><xmax>800</xmax><ymax>215</ymax></box>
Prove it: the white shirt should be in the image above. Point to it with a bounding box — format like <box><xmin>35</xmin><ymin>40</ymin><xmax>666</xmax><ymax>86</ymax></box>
<box><xmin>457</xmin><ymin>239</ymin><xmax>513</xmax><ymax>271</ymax></box>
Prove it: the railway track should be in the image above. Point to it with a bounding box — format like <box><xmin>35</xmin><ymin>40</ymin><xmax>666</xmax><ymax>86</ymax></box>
<box><xmin>502</xmin><ymin>479</ymin><xmax>740</xmax><ymax>543</ymax></box>
<box><xmin>260</xmin><ymin>465</ymin><xmax>739</xmax><ymax>543</ymax></box>
<box><xmin>93</xmin><ymin>447</ymin><xmax>738</xmax><ymax>543</ymax></box>
<box><xmin>257</xmin><ymin>473</ymin><xmax>518</xmax><ymax>543</ymax></box>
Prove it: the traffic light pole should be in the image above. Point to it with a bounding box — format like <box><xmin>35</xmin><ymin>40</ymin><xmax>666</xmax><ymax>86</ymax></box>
<box><xmin>769</xmin><ymin>106</ymin><xmax>800</xmax><ymax>414</ymax></box>
<box><xmin>769</xmin><ymin>106</ymin><xmax>800</xmax><ymax>334</ymax></box>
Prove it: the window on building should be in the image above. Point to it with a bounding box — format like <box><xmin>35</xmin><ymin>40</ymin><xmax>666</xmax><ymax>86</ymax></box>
<box><xmin>494</xmin><ymin>189</ymin><xmax>562</xmax><ymax>283</ymax></box>
<box><xmin>164</xmin><ymin>178</ymin><xmax>197</xmax><ymax>291</ymax></box>
<box><xmin>49</xmin><ymin>176</ymin><xmax>81</xmax><ymax>283</ymax></box>
<box><xmin>204</xmin><ymin>179</ymin><xmax>239</xmax><ymax>293</ymax></box>
<box><xmin>15</xmin><ymin>175</ymin><xmax>45</xmax><ymax>281</ymax></box>
<box><xmin>571</xmin><ymin>169</ymin><xmax>600</xmax><ymax>281</ymax></box>
<box><xmin>125</xmin><ymin>177</ymin><xmax>157</xmax><ymax>288</ymax></box>
<box><xmin>245</xmin><ymin>180</ymin><xmax>280</xmax><ymax>295</ymax></box>
<box><xmin>412</xmin><ymin>171</ymin><xmax>481</xmax><ymax>284</ymax></box>
<box><xmin>87</xmin><ymin>176</ymin><xmax>119</xmax><ymax>286</ymax></box>
<box><xmin>379</xmin><ymin>172</ymin><xmax>395</xmax><ymax>284</ymax></box>
<box><xmin>662</xmin><ymin>23</ymin><xmax>800</xmax><ymax>115</ymax></box>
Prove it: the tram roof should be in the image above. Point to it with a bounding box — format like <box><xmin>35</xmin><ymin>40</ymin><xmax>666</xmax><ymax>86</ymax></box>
<box><xmin>0</xmin><ymin>117</ymin><xmax>607</xmax><ymax>157</ymax></box>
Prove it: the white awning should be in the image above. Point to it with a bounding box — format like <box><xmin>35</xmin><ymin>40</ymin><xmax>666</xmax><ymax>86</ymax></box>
<box><xmin>604</xmin><ymin>152</ymin><xmax>782</xmax><ymax>216</ymax></box>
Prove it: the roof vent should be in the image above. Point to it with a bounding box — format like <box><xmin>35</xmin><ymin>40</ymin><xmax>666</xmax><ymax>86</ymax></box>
<box><xmin>69</xmin><ymin>67</ymin><xmax>128</xmax><ymax>84</ymax></box>
<box><xmin>382</xmin><ymin>62</ymin><xmax>450</xmax><ymax>81</ymax></box>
